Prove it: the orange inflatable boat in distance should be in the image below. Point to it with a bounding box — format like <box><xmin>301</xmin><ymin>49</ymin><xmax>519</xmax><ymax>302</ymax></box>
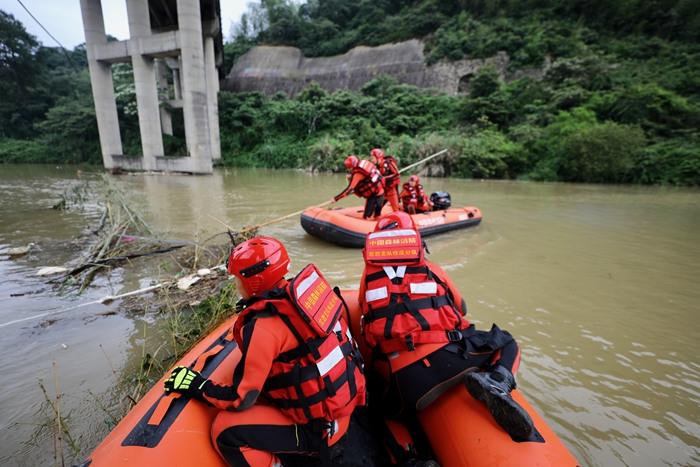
<box><xmin>301</xmin><ymin>205</ymin><xmax>482</xmax><ymax>247</ymax></box>
<box><xmin>83</xmin><ymin>290</ymin><xmax>579</xmax><ymax>467</ymax></box>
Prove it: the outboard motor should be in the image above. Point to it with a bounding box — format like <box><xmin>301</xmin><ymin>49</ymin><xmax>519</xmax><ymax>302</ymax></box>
<box><xmin>430</xmin><ymin>192</ymin><xmax>451</xmax><ymax>211</ymax></box>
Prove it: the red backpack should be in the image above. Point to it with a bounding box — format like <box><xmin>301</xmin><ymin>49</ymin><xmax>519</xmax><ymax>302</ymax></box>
<box><xmin>360</xmin><ymin>229</ymin><xmax>468</xmax><ymax>354</ymax></box>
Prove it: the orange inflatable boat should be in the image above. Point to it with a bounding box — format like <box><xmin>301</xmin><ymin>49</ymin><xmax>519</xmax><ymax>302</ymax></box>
<box><xmin>301</xmin><ymin>206</ymin><xmax>482</xmax><ymax>247</ymax></box>
<box><xmin>83</xmin><ymin>290</ymin><xmax>578</xmax><ymax>466</ymax></box>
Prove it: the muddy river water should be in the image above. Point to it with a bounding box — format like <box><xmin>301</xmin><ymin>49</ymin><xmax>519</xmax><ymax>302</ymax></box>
<box><xmin>0</xmin><ymin>164</ymin><xmax>698</xmax><ymax>466</ymax></box>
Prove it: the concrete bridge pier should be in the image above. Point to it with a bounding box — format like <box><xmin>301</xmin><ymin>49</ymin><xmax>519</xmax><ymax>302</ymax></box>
<box><xmin>126</xmin><ymin>0</ymin><xmax>162</xmax><ymax>171</ymax></box>
<box><xmin>176</xmin><ymin>0</ymin><xmax>212</xmax><ymax>173</ymax></box>
<box><xmin>79</xmin><ymin>0</ymin><xmax>122</xmax><ymax>169</ymax></box>
<box><xmin>156</xmin><ymin>60</ymin><xmax>173</xmax><ymax>136</ymax></box>
<box><xmin>79</xmin><ymin>0</ymin><xmax>223</xmax><ymax>174</ymax></box>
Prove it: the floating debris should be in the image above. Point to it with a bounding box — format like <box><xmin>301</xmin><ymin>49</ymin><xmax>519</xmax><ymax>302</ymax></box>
<box><xmin>37</xmin><ymin>266</ymin><xmax>68</xmax><ymax>276</ymax></box>
<box><xmin>177</xmin><ymin>274</ymin><xmax>200</xmax><ymax>291</ymax></box>
<box><xmin>4</xmin><ymin>243</ymin><xmax>35</xmax><ymax>257</ymax></box>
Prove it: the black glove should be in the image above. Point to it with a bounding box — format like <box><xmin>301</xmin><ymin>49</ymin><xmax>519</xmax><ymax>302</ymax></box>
<box><xmin>164</xmin><ymin>366</ymin><xmax>208</xmax><ymax>399</ymax></box>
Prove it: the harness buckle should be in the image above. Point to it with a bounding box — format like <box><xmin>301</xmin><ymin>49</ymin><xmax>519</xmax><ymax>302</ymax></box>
<box><xmin>405</xmin><ymin>334</ymin><xmax>416</xmax><ymax>351</ymax></box>
<box><xmin>447</xmin><ymin>329</ymin><xmax>463</xmax><ymax>342</ymax></box>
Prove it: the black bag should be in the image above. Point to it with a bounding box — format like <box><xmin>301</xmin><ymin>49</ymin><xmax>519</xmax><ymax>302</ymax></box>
<box><xmin>430</xmin><ymin>191</ymin><xmax>451</xmax><ymax>210</ymax></box>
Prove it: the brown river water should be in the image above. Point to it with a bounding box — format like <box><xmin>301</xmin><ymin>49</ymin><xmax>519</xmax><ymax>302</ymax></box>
<box><xmin>0</xmin><ymin>164</ymin><xmax>698</xmax><ymax>466</ymax></box>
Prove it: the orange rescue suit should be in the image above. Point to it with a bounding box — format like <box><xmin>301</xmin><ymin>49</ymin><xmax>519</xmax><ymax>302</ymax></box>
<box><xmin>359</xmin><ymin>229</ymin><xmax>469</xmax><ymax>371</ymax></box>
<box><xmin>200</xmin><ymin>265</ymin><xmax>367</xmax><ymax>424</ymax></box>
<box><xmin>378</xmin><ymin>155</ymin><xmax>401</xmax><ymax>211</ymax></box>
<box><xmin>400</xmin><ymin>182</ymin><xmax>431</xmax><ymax>213</ymax></box>
<box><xmin>335</xmin><ymin>160</ymin><xmax>384</xmax><ymax>201</ymax></box>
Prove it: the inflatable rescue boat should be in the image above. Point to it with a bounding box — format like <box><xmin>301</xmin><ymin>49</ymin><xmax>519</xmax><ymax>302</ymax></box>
<box><xmin>83</xmin><ymin>290</ymin><xmax>578</xmax><ymax>467</ymax></box>
<box><xmin>301</xmin><ymin>206</ymin><xmax>483</xmax><ymax>247</ymax></box>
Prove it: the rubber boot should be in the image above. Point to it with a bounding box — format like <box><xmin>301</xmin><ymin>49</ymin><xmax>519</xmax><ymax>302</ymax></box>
<box><xmin>464</xmin><ymin>366</ymin><xmax>534</xmax><ymax>439</ymax></box>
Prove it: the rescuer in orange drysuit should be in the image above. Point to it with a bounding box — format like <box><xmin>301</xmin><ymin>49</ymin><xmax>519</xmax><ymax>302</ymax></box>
<box><xmin>358</xmin><ymin>212</ymin><xmax>534</xmax><ymax>463</ymax></box>
<box><xmin>369</xmin><ymin>148</ymin><xmax>401</xmax><ymax>212</ymax></box>
<box><xmin>334</xmin><ymin>155</ymin><xmax>385</xmax><ymax>219</ymax></box>
<box><xmin>400</xmin><ymin>175</ymin><xmax>432</xmax><ymax>214</ymax></box>
<box><xmin>164</xmin><ymin>236</ymin><xmax>366</xmax><ymax>466</ymax></box>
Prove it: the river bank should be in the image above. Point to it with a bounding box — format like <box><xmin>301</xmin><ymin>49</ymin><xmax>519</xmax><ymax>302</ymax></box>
<box><xmin>0</xmin><ymin>165</ymin><xmax>699</xmax><ymax>466</ymax></box>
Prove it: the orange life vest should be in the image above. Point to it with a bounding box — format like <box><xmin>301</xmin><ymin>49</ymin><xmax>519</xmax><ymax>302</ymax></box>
<box><xmin>234</xmin><ymin>264</ymin><xmax>366</xmax><ymax>424</ymax></box>
<box><xmin>401</xmin><ymin>183</ymin><xmax>429</xmax><ymax>211</ymax></box>
<box><xmin>353</xmin><ymin>160</ymin><xmax>383</xmax><ymax>197</ymax></box>
<box><xmin>360</xmin><ymin>229</ymin><xmax>469</xmax><ymax>354</ymax></box>
<box><xmin>400</xmin><ymin>183</ymin><xmax>418</xmax><ymax>207</ymax></box>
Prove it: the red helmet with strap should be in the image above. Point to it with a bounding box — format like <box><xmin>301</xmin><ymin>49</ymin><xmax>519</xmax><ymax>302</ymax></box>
<box><xmin>375</xmin><ymin>210</ymin><xmax>416</xmax><ymax>232</ymax></box>
<box><xmin>370</xmin><ymin>148</ymin><xmax>385</xmax><ymax>162</ymax></box>
<box><xmin>227</xmin><ymin>236</ymin><xmax>290</xmax><ymax>297</ymax></box>
<box><xmin>344</xmin><ymin>155</ymin><xmax>359</xmax><ymax>170</ymax></box>
<box><xmin>409</xmin><ymin>175</ymin><xmax>419</xmax><ymax>184</ymax></box>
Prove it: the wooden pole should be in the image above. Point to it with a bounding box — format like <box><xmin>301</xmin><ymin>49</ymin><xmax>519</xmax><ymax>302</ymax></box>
<box><xmin>237</xmin><ymin>199</ymin><xmax>336</xmax><ymax>234</ymax></box>
<box><xmin>397</xmin><ymin>148</ymin><xmax>448</xmax><ymax>174</ymax></box>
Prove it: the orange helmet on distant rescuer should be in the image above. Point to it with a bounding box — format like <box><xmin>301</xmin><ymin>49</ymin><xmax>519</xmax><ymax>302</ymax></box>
<box><xmin>227</xmin><ymin>236</ymin><xmax>290</xmax><ymax>297</ymax></box>
<box><xmin>344</xmin><ymin>155</ymin><xmax>359</xmax><ymax>170</ymax></box>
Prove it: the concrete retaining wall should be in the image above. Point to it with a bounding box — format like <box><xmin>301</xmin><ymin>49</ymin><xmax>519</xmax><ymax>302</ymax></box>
<box><xmin>224</xmin><ymin>39</ymin><xmax>524</xmax><ymax>96</ymax></box>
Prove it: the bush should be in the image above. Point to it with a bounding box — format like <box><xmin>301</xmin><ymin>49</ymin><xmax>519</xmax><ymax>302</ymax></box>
<box><xmin>525</xmin><ymin>107</ymin><xmax>646</xmax><ymax>183</ymax></box>
<box><xmin>469</xmin><ymin>66</ymin><xmax>501</xmax><ymax>98</ymax></box>
<box><xmin>632</xmin><ymin>136</ymin><xmax>700</xmax><ymax>185</ymax></box>
<box><xmin>386</xmin><ymin>130</ymin><xmax>523</xmax><ymax>179</ymax></box>
<box><xmin>557</xmin><ymin>123</ymin><xmax>645</xmax><ymax>183</ymax></box>
<box><xmin>307</xmin><ymin>135</ymin><xmax>355</xmax><ymax>172</ymax></box>
<box><xmin>0</xmin><ymin>138</ymin><xmax>50</xmax><ymax>163</ymax></box>
<box><xmin>462</xmin><ymin>91</ymin><xmax>515</xmax><ymax>128</ymax></box>
<box><xmin>590</xmin><ymin>84</ymin><xmax>700</xmax><ymax>135</ymax></box>
<box><xmin>36</xmin><ymin>97</ymin><xmax>101</xmax><ymax>163</ymax></box>
<box><xmin>455</xmin><ymin>130</ymin><xmax>523</xmax><ymax>179</ymax></box>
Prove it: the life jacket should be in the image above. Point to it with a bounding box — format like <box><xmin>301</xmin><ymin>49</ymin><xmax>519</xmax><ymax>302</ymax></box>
<box><xmin>360</xmin><ymin>229</ymin><xmax>469</xmax><ymax>354</ymax></box>
<box><xmin>401</xmin><ymin>183</ymin><xmax>418</xmax><ymax>207</ymax></box>
<box><xmin>401</xmin><ymin>183</ymin><xmax>429</xmax><ymax>210</ymax></box>
<box><xmin>353</xmin><ymin>160</ymin><xmax>383</xmax><ymax>198</ymax></box>
<box><xmin>234</xmin><ymin>264</ymin><xmax>366</xmax><ymax>424</ymax></box>
<box><xmin>378</xmin><ymin>156</ymin><xmax>400</xmax><ymax>188</ymax></box>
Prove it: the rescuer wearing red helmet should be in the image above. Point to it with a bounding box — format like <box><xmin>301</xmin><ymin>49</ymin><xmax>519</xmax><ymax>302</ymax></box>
<box><xmin>333</xmin><ymin>155</ymin><xmax>385</xmax><ymax>219</ymax></box>
<box><xmin>400</xmin><ymin>175</ymin><xmax>432</xmax><ymax>214</ymax></box>
<box><xmin>358</xmin><ymin>212</ymin><xmax>533</xmax><ymax>462</ymax></box>
<box><xmin>369</xmin><ymin>148</ymin><xmax>401</xmax><ymax>212</ymax></box>
<box><xmin>164</xmin><ymin>236</ymin><xmax>366</xmax><ymax>466</ymax></box>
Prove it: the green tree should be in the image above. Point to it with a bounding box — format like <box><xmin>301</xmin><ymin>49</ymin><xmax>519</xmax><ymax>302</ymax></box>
<box><xmin>37</xmin><ymin>95</ymin><xmax>100</xmax><ymax>163</ymax></box>
<box><xmin>0</xmin><ymin>11</ymin><xmax>40</xmax><ymax>138</ymax></box>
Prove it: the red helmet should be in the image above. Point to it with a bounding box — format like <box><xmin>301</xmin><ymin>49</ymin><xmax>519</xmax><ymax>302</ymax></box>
<box><xmin>227</xmin><ymin>236</ymin><xmax>290</xmax><ymax>297</ymax></box>
<box><xmin>370</xmin><ymin>148</ymin><xmax>385</xmax><ymax>162</ymax></box>
<box><xmin>409</xmin><ymin>175</ymin><xmax>419</xmax><ymax>184</ymax></box>
<box><xmin>374</xmin><ymin>211</ymin><xmax>417</xmax><ymax>233</ymax></box>
<box><xmin>344</xmin><ymin>155</ymin><xmax>359</xmax><ymax>170</ymax></box>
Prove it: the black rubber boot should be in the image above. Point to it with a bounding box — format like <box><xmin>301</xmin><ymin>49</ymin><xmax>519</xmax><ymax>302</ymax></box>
<box><xmin>464</xmin><ymin>366</ymin><xmax>534</xmax><ymax>440</ymax></box>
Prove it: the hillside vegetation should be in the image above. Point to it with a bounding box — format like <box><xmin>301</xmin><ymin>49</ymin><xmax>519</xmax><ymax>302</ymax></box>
<box><xmin>1</xmin><ymin>1</ymin><xmax>699</xmax><ymax>185</ymax></box>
